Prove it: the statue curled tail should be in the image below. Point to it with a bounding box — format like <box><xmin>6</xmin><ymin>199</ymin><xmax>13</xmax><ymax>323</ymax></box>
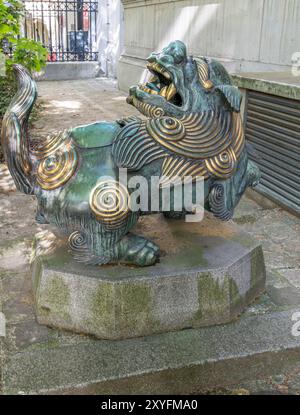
<box><xmin>1</xmin><ymin>65</ymin><xmax>37</xmax><ymax>194</ymax></box>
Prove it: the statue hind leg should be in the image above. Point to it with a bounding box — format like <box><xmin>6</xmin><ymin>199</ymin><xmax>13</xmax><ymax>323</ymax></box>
<box><xmin>68</xmin><ymin>217</ymin><xmax>160</xmax><ymax>267</ymax></box>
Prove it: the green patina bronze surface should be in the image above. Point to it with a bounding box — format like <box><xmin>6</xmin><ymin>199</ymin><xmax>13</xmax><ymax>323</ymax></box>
<box><xmin>1</xmin><ymin>40</ymin><xmax>260</xmax><ymax>267</ymax></box>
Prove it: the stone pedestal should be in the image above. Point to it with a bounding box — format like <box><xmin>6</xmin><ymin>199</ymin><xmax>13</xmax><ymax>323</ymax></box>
<box><xmin>31</xmin><ymin>214</ymin><xmax>266</xmax><ymax>340</ymax></box>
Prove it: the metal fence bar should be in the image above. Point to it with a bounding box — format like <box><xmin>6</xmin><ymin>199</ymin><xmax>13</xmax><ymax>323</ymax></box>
<box><xmin>24</xmin><ymin>0</ymin><xmax>98</xmax><ymax>62</ymax></box>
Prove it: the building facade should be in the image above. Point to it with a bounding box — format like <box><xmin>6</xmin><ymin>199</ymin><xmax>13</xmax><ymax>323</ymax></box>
<box><xmin>23</xmin><ymin>0</ymin><xmax>123</xmax><ymax>78</ymax></box>
<box><xmin>118</xmin><ymin>0</ymin><xmax>300</xmax><ymax>91</ymax></box>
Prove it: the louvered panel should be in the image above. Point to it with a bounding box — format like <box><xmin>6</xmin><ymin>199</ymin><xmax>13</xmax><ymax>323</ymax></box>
<box><xmin>246</xmin><ymin>126</ymin><xmax>300</xmax><ymax>153</ymax></box>
<box><xmin>248</xmin><ymin>100</ymin><xmax>300</xmax><ymax>124</ymax></box>
<box><xmin>247</xmin><ymin>110</ymin><xmax>300</xmax><ymax>133</ymax></box>
<box><xmin>247</xmin><ymin>135</ymin><xmax>300</xmax><ymax>165</ymax></box>
<box><xmin>247</xmin><ymin>114</ymin><xmax>300</xmax><ymax>138</ymax></box>
<box><xmin>245</xmin><ymin>90</ymin><xmax>300</xmax><ymax>214</ymax></box>
<box><xmin>259</xmin><ymin>164</ymin><xmax>300</xmax><ymax>193</ymax></box>
<box><xmin>258</xmin><ymin>159</ymin><xmax>300</xmax><ymax>188</ymax></box>
<box><xmin>247</xmin><ymin>119</ymin><xmax>300</xmax><ymax>145</ymax></box>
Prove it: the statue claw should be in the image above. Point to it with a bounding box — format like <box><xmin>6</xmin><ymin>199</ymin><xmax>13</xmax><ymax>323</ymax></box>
<box><xmin>119</xmin><ymin>234</ymin><xmax>160</xmax><ymax>267</ymax></box>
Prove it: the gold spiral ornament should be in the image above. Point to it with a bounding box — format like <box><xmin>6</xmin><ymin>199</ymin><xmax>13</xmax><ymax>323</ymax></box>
<box><xmin>150</xmin><ymin>106</ymin><xmax>165</xmax><ymax>118</ymax></box>
<box><xmin>160</xmin><ymin>156</ymin><xmax>209</xmax><ymax>187</ymax></box>
<box><xmin>209</xmin><ymin>183</ymin><xmax>233</xmax><ymax>220</ymax></box>
<box><xmin>194</xmin><ymin>57</ymin><xmax>214</xmax><ymax>90</ymax></box>
<box><xmin>36</xmin><ymin>142</ymin><xmax>78</xmax><ymax>190</ymax></box>
<box><xmin>68</xmin><ymin>230</ymin><xmax>87</xmax><ymax>253</ymax></box>
<box><xmin>205</xmin><ymin>146</ymin><xmax>237</xmax><ymax>178</ymax></box>
<box><xmin>146</xmin><ymin>117</ymin><xmax>186</xmax><ymax>142</ymax></box>
<box><xmin>68</xmin><ymin>231</ymin><xmax>109</xmax><ymax>265</ymax></box>
<box><xmin>231</xmin><ymin>112</ymin><xmax>245</xmax><ymax>157</ymax></box>
<box><xmin>131</xmin><ymin>97</ymin><xmax>164</xmax><ymax>118</ymax></box>
<box><xmin>89</xmin><ymin>179</ymin><xmax>131</xmax><ymax>229</ymax></box>
<box><xmin>30</xmin><ymin>130</ymin><xmax>69</xmax><ymax>159</ymax></box>
<box><xmin>145</xmin><ymin>111</ymin><xmax>232</xmax><ymax>159</ymax></box>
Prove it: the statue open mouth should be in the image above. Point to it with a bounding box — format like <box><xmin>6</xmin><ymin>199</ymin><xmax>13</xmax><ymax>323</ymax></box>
<box><xmin>127</xmin><ymin>40</ymin><xmax>244</xmax><ymax>120</ymax></box>
<box><xmin>138</xmin><ymin>62</ymin><xmax>183</xmax><ymax>107</ymax></box>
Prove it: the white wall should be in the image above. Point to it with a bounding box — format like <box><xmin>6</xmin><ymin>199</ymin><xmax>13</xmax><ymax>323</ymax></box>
<box><xmin>118</xmin><ymin>0</ymin><xmax>300</xmax><ymax>90</ymax></box>
<box><xmin>98</xmin><ymin>0</ymin><xmax>124</xmax><ymax>78</ymax></box>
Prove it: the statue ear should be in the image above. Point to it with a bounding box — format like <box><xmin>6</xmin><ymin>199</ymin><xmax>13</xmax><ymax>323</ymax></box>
<box><xmin>215</xmin><ymin>85</ymin><xmax>242</xmax><ymax>112</ymax></box>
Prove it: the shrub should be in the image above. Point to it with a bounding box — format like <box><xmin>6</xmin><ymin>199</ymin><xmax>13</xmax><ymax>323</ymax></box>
<box><xmin>0</xmin><ymin>1</ymin><xmax>47</xmax><ymax>160</ymax></box>
<box><xmin>0</xmin><ymin>75</ymin><xmax>16</xmax><ymax>117</ymax></box>
<box><xmin>0</xmin><ymin>0</ymin><xmax>47</xmax><ymax>74</ymax></box>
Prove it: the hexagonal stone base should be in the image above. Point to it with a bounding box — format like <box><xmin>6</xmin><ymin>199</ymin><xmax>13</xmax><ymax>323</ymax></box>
<box><xmin>31</xmin><ymin>214</ymin><xmax>266</xmax><ymax>340</ymax></box>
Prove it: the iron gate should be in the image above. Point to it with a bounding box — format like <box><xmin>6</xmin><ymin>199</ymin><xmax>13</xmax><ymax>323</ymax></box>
<box><xmin>24</xmin><ymin>1</ymin><xmax>98</xmax><ymax>62</ymax></box>
<box><xmin>244</xmin><ymin>90</ymin><xmax>300</xmax><ymax>215</ymax></box>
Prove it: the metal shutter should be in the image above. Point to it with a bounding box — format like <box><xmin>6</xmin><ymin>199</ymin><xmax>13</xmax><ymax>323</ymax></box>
<box><xmin>244</xmin><ymin>90</ymin><xmax>300</xmax><ymax>215</ymax></box>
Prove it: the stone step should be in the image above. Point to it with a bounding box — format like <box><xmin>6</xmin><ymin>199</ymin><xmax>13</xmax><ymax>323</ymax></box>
<box><xmin>2</xmin><ymin>308</ymin><xmax>300</xmax><ymax>394</ymax></box>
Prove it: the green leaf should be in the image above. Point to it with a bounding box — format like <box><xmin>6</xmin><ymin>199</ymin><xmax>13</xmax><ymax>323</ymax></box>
<box><xmin>0</xmin><ymin>1</ymin><xmax>46</xmax><ymax>74</ymax></box>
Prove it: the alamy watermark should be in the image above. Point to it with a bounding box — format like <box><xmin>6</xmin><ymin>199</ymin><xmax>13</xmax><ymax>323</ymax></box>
<box><xmin>291</xmin><ymin>52</ymin><xmax>300</xmax><ymax>77</ymax></box>
<box><xmin>0</xmin><ymin>312</ymin><xmax>6</xmax><ymax>337</ymax></box>
<box><xmin>0</xmin><ymin>52</ymin><xmax>6</xmax><ymax>77</ymax></box>
<box><xmin>96</xmin><ymin>168</ymin><xmax>205</xmax><ymax>223</ymax></box>
<box><xmin>291</xmin><ymin>312</ymin><xmax>300</xmax><ymax>337</ymax></box>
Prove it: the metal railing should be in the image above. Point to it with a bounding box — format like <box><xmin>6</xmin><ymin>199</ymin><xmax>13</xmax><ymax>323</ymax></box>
<box><xmin>24</xmin><ymin>1</ymin><xmax>98</xmax><ymax>62</ymax></box>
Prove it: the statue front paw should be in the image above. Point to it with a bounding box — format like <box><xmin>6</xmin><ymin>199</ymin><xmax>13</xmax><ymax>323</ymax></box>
<box><xmin>246</xmin><ymin>159</ymin><xmax>261</xmax><ymax>188</ymax></box>
<box><xmin>119</xmin><ymin>233</ymin><xmax>160</xmax><ymax>266</ymax></box>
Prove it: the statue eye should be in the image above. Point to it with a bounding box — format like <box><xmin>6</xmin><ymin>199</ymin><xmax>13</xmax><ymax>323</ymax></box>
<box><xmin>160</xmin><ymin>55</ymin><xmax>173</xmax><ymax>65</ymax></box>
<box><xmin>174</xmin><ymin>53</ymin><xmax>185</xmax><ymax>64</ymax></box>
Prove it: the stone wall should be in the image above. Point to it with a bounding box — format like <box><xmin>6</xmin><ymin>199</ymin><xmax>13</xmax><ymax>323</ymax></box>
<box><xmin>118</xmin><ymin>0</ymin><xmax>300</xmax><ymax>91</ymax></box>
<box><xmin>98</xmin><ymin>0</ymin><xmax>124</xmax><ymax>78</ymax></box>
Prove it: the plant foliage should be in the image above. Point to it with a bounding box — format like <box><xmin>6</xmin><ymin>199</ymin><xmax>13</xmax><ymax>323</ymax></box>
<box><xmin>0</xmin><ymin>0</ymin><xmax>47</xmax><ymax>74</ymax></box>
<box><xmin>0</xmin><ymin>1</ymin><xmax>46</xmax><ymax>159</ymax></box>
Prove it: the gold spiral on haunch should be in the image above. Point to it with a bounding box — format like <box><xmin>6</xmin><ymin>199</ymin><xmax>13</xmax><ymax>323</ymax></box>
<box><xmin>30</xmin><ymin>130</ymin><xmax>70</xmax><ymax>159</ymax></box>
<box><xmin>89</xmin><ymin>180</ymin><xmax>131</xmax><ymax>230</ymax></box>
<box><xmin>68</xmin><ymin>231</ymin><xmax>88</xmax><ymax>255</ymax></box>
<box><xmin>205</xmin><ymin>146</ymin><xmax>237</xmax><ymax>178</ymax></box>
<box><xmin>36</xmin><ymin>140</ymin><xmax>78</xmax><ymax>190</ymax></box>
<box><xmin>146</xmin><ymin>117</ymin><xmax>186</xmax><ymax>142</ymax></box>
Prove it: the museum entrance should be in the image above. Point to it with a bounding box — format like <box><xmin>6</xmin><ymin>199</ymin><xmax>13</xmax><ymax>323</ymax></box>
<box><xmin>24</xmin><ymin>0</ymin><xmax>98</xmax><ymax>62</ymax></box>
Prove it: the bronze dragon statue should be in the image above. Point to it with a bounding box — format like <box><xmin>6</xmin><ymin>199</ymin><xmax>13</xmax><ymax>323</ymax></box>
<box><xmin>1</xmin><ymin>40</ymin><xmax>260</xmax><ymax>267</ymax></box>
